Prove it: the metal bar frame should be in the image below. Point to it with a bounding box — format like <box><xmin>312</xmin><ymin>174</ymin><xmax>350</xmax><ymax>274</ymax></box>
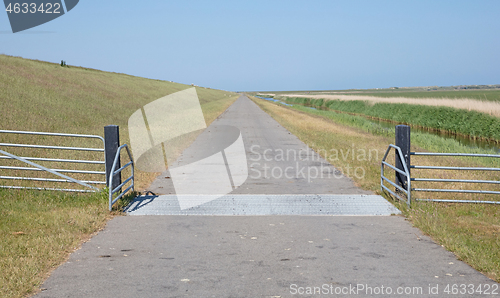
<box><xmin>381</xmin><ymin>144</ymin><xmax>411</xmax><ymax>206</ymax></box>
<box><xmin>108</xmin><ymin>144</ymin><xmax>134</xmax><ymax>211</ymax></box>
<box><xmin>0</xmin><ymin>130</ymin><xmax>105</xmax><ymax>192</ymax></box>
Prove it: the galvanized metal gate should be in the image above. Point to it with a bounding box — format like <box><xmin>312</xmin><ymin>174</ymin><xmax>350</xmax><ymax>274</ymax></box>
<box><xmin>381</xmin><ymin>125</ymin><xmax>500</xmax><ymax>206</ymax></box>
<box><xmin>0</xmin><ymin>129</ymin><xmax>106</xmax><ymax>192</ymax></box>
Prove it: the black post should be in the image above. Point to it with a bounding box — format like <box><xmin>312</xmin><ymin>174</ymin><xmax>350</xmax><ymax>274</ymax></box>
<box><xmin>105</xmin><ymin>125</ymin><xmax>121</xmax><ymax>191</ymax></box>
<box><xmin>395</xmin><ymin>125</ymin><xmax>410</xmax><ymax>191</ymax></box>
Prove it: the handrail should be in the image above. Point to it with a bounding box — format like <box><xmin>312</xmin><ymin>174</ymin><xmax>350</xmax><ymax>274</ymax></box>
<box><xmin>381</xmin><ymin>144</ymin><xmax>411</xmax><ymax>206</ymax></box>
<box><xmin>108</xmin><ymin>144</ymin><xmax>135</xmax><ymax>211</ymax></box>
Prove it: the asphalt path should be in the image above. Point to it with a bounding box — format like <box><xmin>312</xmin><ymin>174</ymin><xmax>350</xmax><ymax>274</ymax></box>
<box><xmin>35</xmin><ymin>95</ymin><xmax>498</xmax><ymax>297</ymax></box>
<box><xmin>146</xmin><ymin>94</ymin><xmax>371</xmax><ymax>196</ymax></box>
<box><xmin>132</xmin><ymin>94</ymin><xmax>396</xmax><ymax>215</ymax></box>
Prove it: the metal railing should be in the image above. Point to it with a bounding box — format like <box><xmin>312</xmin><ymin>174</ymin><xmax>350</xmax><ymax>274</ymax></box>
<box><xmin>108</xmin><ymin>144</ymin><xmax>134</xmax><ymax>211</ymax></box>
<box><xmin>0</xmin><ymin>130</ymin><xmax>106</xmax><ymax>192</ymax></box>
<box><xmin>381</xmin><ymin>144</ymin><xmax>411</xmax><ymax>206</ymax></box>
<box><xmin>410</xmin><ymin>151</ymin><xmax>500</xmax><ymax>204</ymax></box>
<box><xmin>381</xmin><ymin>144</ymin><xmax>500</xmax><ymax>206</ymax></box>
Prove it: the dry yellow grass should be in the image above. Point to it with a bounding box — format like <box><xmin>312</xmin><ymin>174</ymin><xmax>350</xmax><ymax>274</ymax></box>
<box><xmin>271</xmin><ymin>93</ymin><xmax>500</xmax><ymax>117</ymax></box>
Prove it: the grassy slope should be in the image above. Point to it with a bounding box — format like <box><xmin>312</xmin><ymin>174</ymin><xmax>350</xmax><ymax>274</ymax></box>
<box><xmin>0</xmin><ymin>54</ymin><xmax>238</xmax><ymax>298</ymax></box>
<box><xmin>0</xmin><ymin>54</ymin><xmax>239</xmax><ymax>190</ymax></box>
<box><xmin>0</xmin><ymin>54</ymin><xmax>237</xmax><ymax>136</ymax></box>
<box><xmin>250</xmin><ymin>96</ymin><xmax>500</xmax><ymax>282</ymax></box>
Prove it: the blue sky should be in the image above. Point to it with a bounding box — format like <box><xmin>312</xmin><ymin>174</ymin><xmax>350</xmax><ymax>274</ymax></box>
<box><xmin>1</xmin><ymin>0</ymin><xmax>499</xmax><ymax>91</ymax></box>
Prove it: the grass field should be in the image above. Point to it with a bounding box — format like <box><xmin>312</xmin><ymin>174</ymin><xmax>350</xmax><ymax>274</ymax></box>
<box><xmin>250</xmin><ymin>95</ymin><xmax>500</xmax><ymax>282</ymax></box>
<box><xmin>0</xmin><ymin>54</ymin><xmax>238</xmax><ymax>298</ymax></box>
<box><xmin>264</xmin><ymin>85</ymin><xmax>500</xmax><ymax>102</ymax></box>
<box><xmin>279</xmin><ymin>94</ymin><xmax>500</xmax><ymax>117</ymax></box>
<box><xmin>339</xmin><ymin>90</ymin><xmax>500</xmax><ymax>101</ymax></box>
<box><xmin>279</xmin><ymin>97</ymin><xmax>500</xmax><ymax>141</ymax></box>
<box><xmin>256</xmin><ymin>86</ymin><xmax>500</xmax><ymax>118</ymax></box>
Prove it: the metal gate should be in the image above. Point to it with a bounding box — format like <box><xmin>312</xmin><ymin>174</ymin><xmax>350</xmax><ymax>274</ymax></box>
<box><xmin>381</xmin><ymin>144</ymin><xmax>500</xmax><ymax>206</ymax></box>
<box><xmin>381</xmin><ymin>125</ymin><xmax>500</xmax><ymax>206</ymax></box>
<box><xmin>410</xmin><ymin>151</ymin><xmax>500</xmax><ymax>204</ymax></box>
<box><xmin>0</xmin><ymin>130</ymin><xmax>106</xmax><ymax>192</ymax></box>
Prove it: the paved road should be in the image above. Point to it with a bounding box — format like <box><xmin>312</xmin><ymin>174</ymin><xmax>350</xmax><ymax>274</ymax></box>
<box><xmin>147</xmin><ymin>94</ymin><xmax>371</xmax><ymax>196</ymax></box>
<box><xmin>132</xmin><ymin>95</ymin><xmax>396</xmax><ymax>215</ymax></box>
<box><xmin>35</xmin><ymin>95</ymin><xmax>497</xmax><ymax>297</ymax></box>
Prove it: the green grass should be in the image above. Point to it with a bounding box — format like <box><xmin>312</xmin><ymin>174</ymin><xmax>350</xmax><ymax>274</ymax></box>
<box><xmin>251</xmin><ymin>96</ymin><xmax>500</xmax><ymax>282</ymax></box>
<box><xmin>281</xmin><ymin>97</ymin><xmax>500</xmax><ymax>141</ymax></box>
<box><xmin>0</xmin><ymin>189</ymin><xmax>111</xmax><ymax>298</ymax></box>
<box><xmin>0</xmin><ymin>54</ymin><xmax>239</xmax><ymax>298</ymax></box>
<box><xmin>289</xmin><ymin>104</ymin><xmax>500</xmax><ymax>166</ymax></box>
<box><xmin>0</xmin><ymin>54</ymin><xmax>239</xmax><ymax>190</ymax></box>
<box><xmin>0</xmin><ymin>54</ymin><xmax>237</xmax><ymax>137</ymax></box>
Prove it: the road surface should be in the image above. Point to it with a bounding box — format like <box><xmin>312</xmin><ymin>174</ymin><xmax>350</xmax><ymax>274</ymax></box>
<box><xmin>35</xmin><ymin>95</ymin><xmax>497</xmax><ymax>298</ymax></box>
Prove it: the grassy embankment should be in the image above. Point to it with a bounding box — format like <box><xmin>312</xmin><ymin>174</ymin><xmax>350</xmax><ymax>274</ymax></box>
<box><xmin>0</xmin><ymin>54</ymin><xmax>238</xmax><ymax>298</ymax></box>
<box><xmin>250</xmin><ymin>95</ymin><xmax>500</xmax><ymax>282</ymax></box>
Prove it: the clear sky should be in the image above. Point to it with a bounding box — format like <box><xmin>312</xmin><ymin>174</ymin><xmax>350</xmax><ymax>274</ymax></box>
<box><xmin>1</xmin><ymin>0</ymin><xmax>499</xmax><ymax>92</ymax></box>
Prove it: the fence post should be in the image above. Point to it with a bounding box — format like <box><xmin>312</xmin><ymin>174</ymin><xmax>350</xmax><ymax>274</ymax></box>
<box><xmin>105</xmin><ymin>125</ymin><xmax>121</xmax><ymax>191</ymax></box>
<box><xmin>395</xmin><ymin>125</ymin><xmax>410</xmax><ymax>191</ymax></box>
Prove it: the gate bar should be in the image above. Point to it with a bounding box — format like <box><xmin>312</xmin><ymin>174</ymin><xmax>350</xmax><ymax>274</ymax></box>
<box><xmin>0</xmin><ymin>175</ymin><xmax>105</xmax><ymax>184</ymax></box>
<box><xmin>0</xmin><ymin>166</ymin><xmax>105</xmax><ymax>175</ymax></box>
<box><xmin>0</xmin><ymin>156</ymin><xmax>104</xmax><ymax>164</ymax></box>
<box><xmin>0</xmin><ymin>143</ymin><xmax>104</xmax><ymax>152</ymax></box>
<box><xmin>412</xmin><ymin>178</ymin><xmax>500</xmax><ymax>184</ymax></box>
<box><xmin>411</xmin><ymin>165</ymin><xmax>500</xmax><ymax>171</ymax></box>
<box><xmin>0</xmin><ymin>130</ymin><xmax>105</xmax><ymax>142</ymax></box>
<box><xmin>412</xmin><ymin>152</ymin><xmax>500</xmax><ymax>158</ymax></box>
<box><xmin>1</xmin><ymin>186</ymin><xmax>95</xmax><ymax>192</ymax></box>
<box><xmin>417</xmin><ymin>199</ymin><xmax>500</xmax><ymax>204</ymax></box>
